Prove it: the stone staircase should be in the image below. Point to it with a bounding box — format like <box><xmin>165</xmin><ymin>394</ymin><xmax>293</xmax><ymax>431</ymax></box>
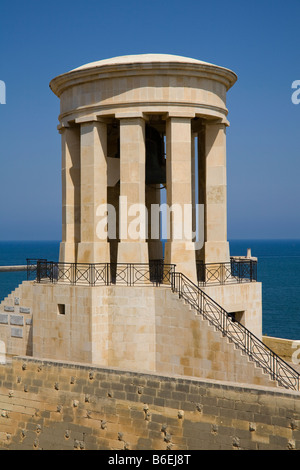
<box><xmin>170</xmin><ymin>272</ymin><xmax>300</xmax><ymax>392</ymax></box>
<box><xmin>162</xmin><ymin>292</ymin><xmax>280</xmax><ymax>389</ymax></box>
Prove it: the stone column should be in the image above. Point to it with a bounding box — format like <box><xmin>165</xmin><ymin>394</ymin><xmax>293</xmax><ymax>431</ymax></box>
<box><xmin>203</xmin><ymin>121</ymin><xmax>230</xmax><ymax>263</ymax></box>
<box><xmin>59</xmin><ymin>125</ymin><xmax>80</xmax><ymax>263</ymax></box>
<box><xmin>117</xmin><ymin>115</ymin><xmax>149</xmax><ymax>264</ymax></box>
<box><xmin>77</xmin><ymin>119</ymin><xmax>110</xmax><ymax>264</ymax></box>
<box><xmin>164</xmin><ymin>116</ymin><xmax>197</xmax><ymax>282</ymax></box>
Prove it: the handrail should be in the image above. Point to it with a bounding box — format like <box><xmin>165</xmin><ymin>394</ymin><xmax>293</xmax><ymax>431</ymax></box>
<box><xmin>26</xmin><ymin>259</ymin><xmax>47</xmax><ymax>281</ymax></box>
<box><xmin>26</xmin><ymin>259</ymin><xmax>175</xmax><ymax>287</ymax></box>
<box><xmin>171</xmin><ymin>272</ymin><xmax>300</xmax><ymax>392</ymax></box>
<box><xmin>196</xmin><ymin>257</ymin><xmax>257</xmax><ymax>285</ymax></box>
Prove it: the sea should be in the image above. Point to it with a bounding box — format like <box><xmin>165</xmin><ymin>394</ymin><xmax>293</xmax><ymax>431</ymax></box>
<box><xmin>0</xmin><ymin>239</ymin><xmax>300</xmax><ymax>341</ymax></box>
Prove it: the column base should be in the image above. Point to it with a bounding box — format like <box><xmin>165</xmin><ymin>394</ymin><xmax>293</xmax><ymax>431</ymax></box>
<box><xmin>164</xmin><ymin>241</ymin><xmax>197</xmax><ymax>283</ymax></box>
<box><xmin>117</xmin><ymin>241</ymin><xmax>149</xmax><ymax>264</ymax></box>
<box><xmin>77</xmin><ymin>242</ymin><xmax>110</xmax><ymax>264</ymax></box>
<box><xmin>59</xmin><ymin>242</ymin><xmax>77</xmax><ymax>264</ymax></box>
<box><xmin>203</xmin><ymin>241</ymin><xmax>230</xmax><ymax>264</ymax></box>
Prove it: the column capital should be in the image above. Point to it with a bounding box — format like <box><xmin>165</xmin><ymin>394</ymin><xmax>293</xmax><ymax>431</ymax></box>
<box><xmin>58</xmin><ymin>124</ymin><xmax>68</xmax><ymax>134</ymax></box>
<box><xmin>205</xmin><ymin>118</ymin><xmax>229</xmax><ymax>128</ymax></box>
<box><xmin>75</xmin><ymin>115</ymin><xmax>110</xmax><ymax>125</ymax></box>
<box><xmin>166</xmin><ymin>111</ymin><xmax>195</xmax><ymax>119</ymax></box>
<box><xmin>75</xmin><ymin>114</ymin><xmax>97</xmax><ymax>124</ymax></box>
<box><xmin>57</xmin><ymin>122</ymin><xmax>77</xmax><ymax>134</ymax></box>
<box><xmin>115</xmin><ymin>111</ymin><xmax>146</xmax><ymax>120</ymax></box>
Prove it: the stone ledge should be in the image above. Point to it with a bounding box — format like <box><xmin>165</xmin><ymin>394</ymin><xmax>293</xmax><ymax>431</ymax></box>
<box><xmin>12</xmin><ymin>355</ymin><xmax>300</xmax><ymax>398</ymax></box>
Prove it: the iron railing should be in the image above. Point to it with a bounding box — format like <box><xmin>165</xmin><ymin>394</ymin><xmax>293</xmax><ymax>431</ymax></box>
<box><xmin>26</xmin><ymin>259</ymin><xmax>47</xmax><ymax>281</ymax></box>
<box><xmin>197</xmin><ymin>257</ymin><xmax>257</xmax><ymax>286</ymax></box>
<box><xmin>26</xmin><ymin>259</ymin><xmax>175</xmax><ymax>287</ymax></box>
<box><xmin>28</xmin><ymin>258</ymin><xmax>257</xmax><ymax>287</ymax></box>
<box><xmin>171</xmin><ymin>272</ymin><xmax>300</xmax><ymax>391</ymax></box>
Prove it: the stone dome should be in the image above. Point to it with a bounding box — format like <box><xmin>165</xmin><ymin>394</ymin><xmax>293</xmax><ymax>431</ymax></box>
<box><xmin>70</xmin><ymin>53</ymin><xmax>216</xmax><ymax>71</ymax></box>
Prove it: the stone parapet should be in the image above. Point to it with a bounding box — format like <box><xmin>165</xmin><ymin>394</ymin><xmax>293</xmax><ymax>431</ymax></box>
<box><xmin>0</xmin><ymin>356</ymin><xmax>299</xmax><ymax>450</ymax></box>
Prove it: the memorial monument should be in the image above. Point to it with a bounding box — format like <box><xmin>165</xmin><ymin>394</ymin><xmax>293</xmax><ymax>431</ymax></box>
<box><xmin>0</xmin><ymin>54</ymin><xmax>281</xmax><ymax>387</ymax></box>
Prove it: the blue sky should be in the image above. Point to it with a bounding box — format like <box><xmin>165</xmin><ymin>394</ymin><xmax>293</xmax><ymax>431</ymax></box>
<box><xmin>0</xmin><ymin>0</ymin><xmax>299</xmax><ymax>241</ymax></box>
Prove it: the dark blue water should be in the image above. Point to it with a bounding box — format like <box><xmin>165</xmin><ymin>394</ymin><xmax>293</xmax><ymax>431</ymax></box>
<box><xmin>0</xmin><ymin>241</ymin><xmax>60</xmax><ymax>302</ymax></box>
<box><xmin>0</xmin><ymin>239</ymin><xmax>300</xmax><ymax>340</ymax></box>
<box><xmin>230</xmin><ymin>239</ymin><xmax>300</xmax><ymax>341</ymax></box>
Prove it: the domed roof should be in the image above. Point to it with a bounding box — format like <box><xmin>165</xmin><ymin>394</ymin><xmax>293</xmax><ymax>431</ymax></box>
<box><xmin>70</xmin><ymin>53</ymin><xmax>216</xmax><ymax>71</ymax></box>
<box><xmin>50</xmin><ymin>53</ymin><xmax>237</xmax><ymax>97</ymax></box>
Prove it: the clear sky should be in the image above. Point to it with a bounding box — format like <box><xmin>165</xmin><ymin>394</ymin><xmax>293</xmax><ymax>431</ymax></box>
<box><xmin>0</xmin><ymin>0</ymin><xmax>299</xmax><ymax>241</ymax></box>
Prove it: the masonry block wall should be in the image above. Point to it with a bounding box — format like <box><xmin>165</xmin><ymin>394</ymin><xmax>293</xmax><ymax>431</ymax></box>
<box><xmin>0</xmin><ymin>357</ymin><xmax>299</xmax><ymax>450</ymax></box>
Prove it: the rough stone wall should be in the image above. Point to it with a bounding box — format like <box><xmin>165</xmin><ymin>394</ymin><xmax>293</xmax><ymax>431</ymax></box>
<box><xmin>0</xmin><ymin>356</ymin><xmax>299</xmax><ymax>450</ymax></box>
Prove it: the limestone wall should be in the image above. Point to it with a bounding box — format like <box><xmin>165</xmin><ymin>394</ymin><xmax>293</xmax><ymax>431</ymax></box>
<box><xmin>0</xmin><ymin>356</ymin><xmax>299</xmax><ymax>450</ymax></box>
<box><xmin>202</xmin><ymin>282</ymin><xmax>263</xmax><ymax>339</ymax></box>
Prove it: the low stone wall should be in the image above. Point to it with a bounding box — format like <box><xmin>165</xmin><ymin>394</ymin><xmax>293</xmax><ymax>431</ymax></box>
<box><xmin>0</xmin><ymin>356</ymin><xmax>299</xmax><ymax>450</ymax></box>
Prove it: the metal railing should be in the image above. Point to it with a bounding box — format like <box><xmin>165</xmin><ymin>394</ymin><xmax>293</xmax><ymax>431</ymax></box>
<box><xmin>27</xmin><ymin>259</ymin><xmax>46</xmax><ymax>281</ymax></box>
<box><xmin>26</xmin><ymin>259</ymin><xmax>175</xmax><ymax>287</ymax></box>
<box><xmin>27</xmin><ymin>258</ymin><xmax>257</xmax><ymax>286</ymax></box>
<box><xmin>197</xmin><ymin>257</ymin><xmax>257</xmax><ymax>286</ymax></box>
<box><xmin>171</xmin><ymin>272</ymin><xmax>300</xmax><ymax>391</ymax></box>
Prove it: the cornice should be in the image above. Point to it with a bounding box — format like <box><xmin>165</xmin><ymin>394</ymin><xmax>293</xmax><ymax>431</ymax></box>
<box><xmin>50</xmin><ymin>60</ymin><xmax>237</xmax><ymax>97</ymax></box>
